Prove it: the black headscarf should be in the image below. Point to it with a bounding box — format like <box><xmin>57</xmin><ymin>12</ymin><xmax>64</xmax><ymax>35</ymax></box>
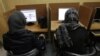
<box><xmin>64</xmin><ymin>8</ymin><xmax>80</xmax><ymax>30</ymax></box>
<box><xmin>8</xmin><ymin>11</ymin><xmax>26</xmax><ymax>33</ymax></box>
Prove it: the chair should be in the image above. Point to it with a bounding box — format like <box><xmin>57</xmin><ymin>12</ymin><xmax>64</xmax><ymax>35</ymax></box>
<box><xmin>6</xmin><ymin>34</ymin><xmax>46</xmax><ymax>56</ymax></box>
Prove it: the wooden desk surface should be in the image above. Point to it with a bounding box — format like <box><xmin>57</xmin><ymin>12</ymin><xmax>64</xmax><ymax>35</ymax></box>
<box><xmin>51</xmin><ymin>21</ymin><xmax>87</xmax><ymax>31</ymax></box>
<box><xmin>51</xmin><ymin>21</ymin><xmax>60</xmax><ymax>31</ymax></box>
<box><xmin>51</xmin><ymin>21</ymin><xmax>100</xmax><ymax>36</ymax></box>
<box><xmin>90</xmin><ymin>22</ymin><xmax>100</xmax><ymax>37</ymax></box>
<box><xmin>90</xmin><ymin>22</ymin><xmax>100</xmax><ymax>30</ymax></box>
<box><xmin>25</xmin><ymin>23</ymin><xmax>48</xmax><ymax>32</ymax></box>
<box><xmin>28</xmin><ymin>20</ymin><xmax>100</xmax><ymax>36</ymax></box>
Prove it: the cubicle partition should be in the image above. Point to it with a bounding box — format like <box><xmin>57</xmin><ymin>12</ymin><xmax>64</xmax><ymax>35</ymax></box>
<box><xmin>16</xmin><ymin>4</ymin><xmax>47</xmax><ymax>19</ymax></box>
<box><xmin>15</xmin><ymin>4</ymin><xmax>48</xmax><ymax>33</ymax></box>
<box><xmin>83</xmin><ymin>2</ymin><xmax>100</xmax><ymax>22</ymax></box>
<box><xmin>83</xmin><ymin>2</ymin><xmax>100</xmax><ymax>8</ymax></box>
<box><xmin>79</xmin><ymin>6</ymin><xmax>93</xmax><ymax>30</ymax></box>
<box><xmin>49</xmin><ymin>3</ymin><xmax>80</xmax><ymax>32</ymax></box>
<box><xmin>83</xmin><ymin>2</ymin><xmax>100</xmax><ymax>30</ymax></box>
<box><xmin>83</xmin><ymin>2</ymin><xmax>100</xmax><ymax>36</ymax></box>
<box><xmin>49</xmin><ymin>3</ymin><xmax>80</xmax><ymax>20</ymax></box>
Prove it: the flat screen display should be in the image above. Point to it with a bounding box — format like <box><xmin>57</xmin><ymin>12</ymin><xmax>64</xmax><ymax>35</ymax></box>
<box><xmin>58</xmin><ymin>8</ymin><xmax>70</xmax><ymax>21</ymax></box>
<box><xmin>94</xmin><ymin>8</ymin><xmax>100</xmax><ymax>22</ymax></box>
<box><xmin>20</xmin><ymin>9</ymin><xmax>37</xmax><ymax>23</ymax></box>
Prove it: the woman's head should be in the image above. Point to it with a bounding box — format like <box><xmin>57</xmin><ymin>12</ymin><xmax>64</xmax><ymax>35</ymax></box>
<box><xmin>64</xmin><ymin>8</ymin><xmax>79</xmax><ymax>23</ymax></box>
<box><xmin>8</xmin><ymin>11</ymin><xmax>26</xmax><ymax>33</ymax></box>
<box><xmin>64</xmin><ymin>8</ymin><xmax>80</xmax><ymax>30</ymax></box>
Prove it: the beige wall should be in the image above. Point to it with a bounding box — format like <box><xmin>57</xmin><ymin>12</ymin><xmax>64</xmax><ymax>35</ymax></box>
<box><xmin>2</xmin><ymin>0</ymin><xmax>100</xmax><ymax>11</ymax></box>
<box><xmin>0</xmin><ymin>0</ymin><xmax>8</xmax><ymax>38</ymax></box>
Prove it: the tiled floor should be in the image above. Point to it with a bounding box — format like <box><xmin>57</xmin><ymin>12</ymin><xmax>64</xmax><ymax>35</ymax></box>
<box><xmin>0</xmin><ymin>47</ymin><xmax>7</xmax><ymax>56</ymax></box>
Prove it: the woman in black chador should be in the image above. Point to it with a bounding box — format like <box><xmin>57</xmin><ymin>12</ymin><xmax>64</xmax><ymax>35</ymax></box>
<box><xmin>55</xmin><ymin>8</ymin><xmax>96</xmax><ymax>56</ymax></box>
<box><xmin>3</xmin><ymin>11</ymin><xmax>45</xmax><ymax>56</ymax></box>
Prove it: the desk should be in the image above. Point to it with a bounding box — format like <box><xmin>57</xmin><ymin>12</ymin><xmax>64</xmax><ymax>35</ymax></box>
<box><xmin>90</xmin><ymin>22</ymin><xmax>100</xmax><ymax>30</ymax></box>
<box><xmin>79</xmin><ymin>22</ymin><xmax>100</xmax><ymax>37</ymax></box>
<box><xmin>25</xmin><ymin>23</ymin><xmax>48</xmax><ymax>32</ymax></box>
<box><xmin>92</xmin><ymin>31</ymin><xmax>100</xmax><ymax>37</ymax></box>
<box><xmin>90</xmin><ymin>22</ymin><xmax>100</xmax><ymax>37</ymax></box>
<box><xmin>51</xmin><ymin>21</ymin><xmax>100</xmax><ymax>36</ymax></box>
<box><xmin>51</xmin><ymin>21</ymin><xmax>86</xmax><ymax>31</ymax></box>
<box><xmin>51</xmin><ymin>21</ymin><xmax>87</xmax><ymax>31</ymax></box>
<box><xmin>51</xmin><ymin>21</ymin><xmax>60</xmax><ymax>31</ymax></box>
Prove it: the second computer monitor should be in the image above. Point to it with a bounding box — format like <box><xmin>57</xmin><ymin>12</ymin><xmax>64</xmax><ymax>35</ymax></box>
<box><xmin>58</xmin><ymin>8</ymin><xmax>70</xmax><ymax>21</ymax></box>
<box><xmin>93</xmin><ymin>7</ymin><xmax>100</xmax><ymax>22</ymax></box>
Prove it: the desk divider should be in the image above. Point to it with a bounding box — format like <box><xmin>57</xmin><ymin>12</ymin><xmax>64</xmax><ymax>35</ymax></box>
<box><xmin>79</xmin><ymin>6</ymin><xmax>93</xmax><ymax>30</ymax></box>
<box><xmin>83</xmin><ymin>2</ymin><xmax>100</xmax><ymax>30</ymax></box>
<box><xmin>83</xmin><ymin>2</ymin><xmax>100</xmax><ymax>8</ymax></box>
<box><xmin>83</xmin><ymin>2</ymin><xmax>100</xmax><ymax>22</ymax></box>
<box><xmin>49</xmin><ymin>3</ymin><xmax>80</xmax><ymax>20</ymax></box>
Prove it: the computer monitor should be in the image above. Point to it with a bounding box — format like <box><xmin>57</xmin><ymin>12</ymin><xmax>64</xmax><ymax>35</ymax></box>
<box><xmin>20</xmin><ymin>9</ymin><xmax>37</xmax><ymax>23</ymax></box>
<box><xmin>58</xmin><ymin>8</ymin><xmax>70</xmax><ymax>21</ymax></box>
<box><xmin>93</xmin><ymin>7</ymin><xmax>100</xmax><ymax>22</ymax></box>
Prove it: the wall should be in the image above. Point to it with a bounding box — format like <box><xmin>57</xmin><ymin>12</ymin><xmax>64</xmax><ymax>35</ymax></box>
<box><xmin>0</xmin><ymin>0</ymin><xmax>8</xmax><ymax>38</ymax></box>
<box><xmin>2</xmin><ymin>0</ymin><xmax>100</xmax><ymax>12</ymax></box>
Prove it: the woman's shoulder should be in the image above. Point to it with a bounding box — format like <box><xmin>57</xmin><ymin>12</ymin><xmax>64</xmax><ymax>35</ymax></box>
<box><xmin>75</xmin><ymin>26</ymin><xmax>88</xmax><ymax>34</ymax></box>
<box><xmin>77</xmin><ymin>26</ymin><xmax>87</xmax><ymax>31</ymax></box>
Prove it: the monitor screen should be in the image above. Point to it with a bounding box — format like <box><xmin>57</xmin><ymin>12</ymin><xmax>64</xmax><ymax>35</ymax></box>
<box><xmin>94</xmin><ymin>8</ymin><xmax>100</xmax><ymax>21</ymax></box>
<box><xmin>20</xmin><ymin>9</ymin><xmax>37</xmax><ymax>23</ymax></box>
<box><xmin>58</xmin><ymin>8</ymin><xmax>70</xmax><ymax>21</ymax></box>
